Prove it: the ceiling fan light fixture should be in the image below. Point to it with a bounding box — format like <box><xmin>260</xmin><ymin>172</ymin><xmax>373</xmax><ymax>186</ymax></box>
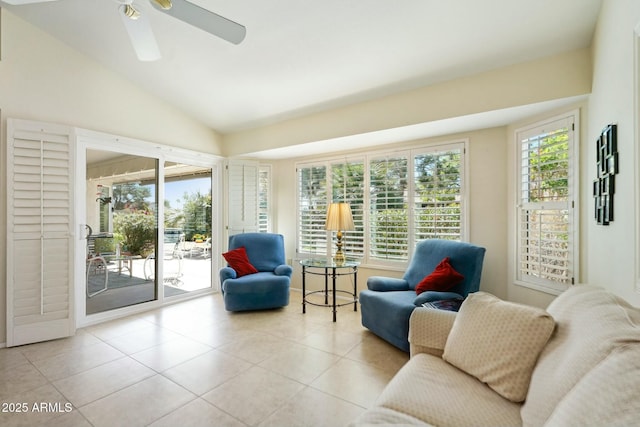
<box><xmin>121</xmin><ymin>4</ymin><xmax>141</xmax><ymax>20</ymax></box>
<box><xmin>150</xmin><ymin>0</ymin><xmax>172</xmax><ymax>10</ymax></box>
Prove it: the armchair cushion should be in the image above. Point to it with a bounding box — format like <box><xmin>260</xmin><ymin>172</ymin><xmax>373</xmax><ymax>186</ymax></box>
<box><xmin>222</xmin><ymin>246</ymin><xmax>258</xmax><ymax>277</ymax></box>
<box><xmin>442</xmin><ymin>292</ymin><xmax>555</xmax><ymax>403</ymax></box>
<box><xmin>415</xmin><ymin>257</ymin><xmax>464</xmax><ymax>294</ymax></box>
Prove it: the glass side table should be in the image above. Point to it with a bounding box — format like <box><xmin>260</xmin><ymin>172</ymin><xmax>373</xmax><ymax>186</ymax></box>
<box><xmin>300</xmin><ymin>258</ymin><xmax>359</xmax><ymax>322</ymax></box>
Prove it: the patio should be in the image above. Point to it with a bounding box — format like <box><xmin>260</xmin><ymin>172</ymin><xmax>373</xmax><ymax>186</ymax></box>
<box><xmin>86</xmin><ymin>253</ymin><xmax>213</xmax><ymax>315</ymax></box>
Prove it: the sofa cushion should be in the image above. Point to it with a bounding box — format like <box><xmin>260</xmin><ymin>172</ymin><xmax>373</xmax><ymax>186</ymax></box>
<box><xmin>443</xmin><ymin>292</ymin><xmax>555</xmax><ymax>403</ymax></box>
<box><xmin>521</xmin><ymin>285</ymin><xmax>640</xmax><ymax>427</ymax></box>
<box><xmin>222</xmin><ymin>246</ymin><xmax>258</xmax><ymax>277</ymax></box>
<box><xmin>415</xmin><ymin>257</ymin><xmax>464</xmax><ymax>294</ymax></box>
<box><xmin>367</xmin><ymin>353</ymin><xmax>522</xmax><ymax>427</ymax></box>
<box><xmin>544</xmin><ymin>344</ymin><xmax>640</xmax><ymax>427</ymax></box>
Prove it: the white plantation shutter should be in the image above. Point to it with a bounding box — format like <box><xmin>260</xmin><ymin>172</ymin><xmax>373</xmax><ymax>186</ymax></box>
<box><xmin>517</xmin><ymin>115</ymin><xmax>576</xmax><ymax>293</ymax></box>
<box><xmin>258</xmin><ymin>165</ymin><xmax>271</xmax><ymax>233</ymax></box>
<box><xmin>369</xmin><ymin>155</ymin><xmax>409</xmax><ymax>261</ymax></box>
<box><xmin>7</xmin><ymin>119</ymin><xmax>75</xmax><ymax>346</ymax></box>
<box><xmin>414</xmin><ymin>147</ymin><xmax>464</xmax><ymax>241</ymax></box>
<box><xmin>296</xmin><ymin>143</ymin><xmax>466</xmax><ymax>265</ymax></box>
<box><xmin>297</xmin><ymin>165</ymin><xmax>328</xmax><ymax>256</ymax></box>
<box><xmin>227</xmin><ymin>160</ymin><xmax>259</xmax><ymax>236</ymax></box>
<box><xmin>331</xmin><ymin>160</ymin><xmax>364</xmax><ymax>258</ymax></box>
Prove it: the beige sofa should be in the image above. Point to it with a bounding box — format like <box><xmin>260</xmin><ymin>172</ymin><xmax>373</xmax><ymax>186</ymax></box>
<box><xmin>352</xmin><ymin>285</ymin><xmax>640</xmax><ymax>426</ymax></box>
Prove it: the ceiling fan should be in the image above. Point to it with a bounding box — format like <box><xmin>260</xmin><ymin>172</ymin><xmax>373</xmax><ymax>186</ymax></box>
<box><xmin>2</xmin><ymin>0</ymin><xmax>246</xmax><ymax>61</ymax></box>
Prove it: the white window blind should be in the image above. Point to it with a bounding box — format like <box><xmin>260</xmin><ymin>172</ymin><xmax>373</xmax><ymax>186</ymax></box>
<box><xmin>258</xmin><ymin>165</ymin><xmax>270</xmax><ymax>233</ymax></box>
<box><xmin>517</xmin><ymin>116</ymin><xmax>575</xmax><ymax>292</ymax></box>
<box><xmin>227</xmin><ymin>160</ymin><xmax>259</xmax><ymax>235</ymax></box>
<box><xmin>414</xmin><ymin>148</ymin><xmax>463</xmax><ymax>241</ymax></box>
<box><xmin>369</xmin><ymin>155</ymin><xmax>409</xmax><ymax>261</ymax></box>
<box><xmin>331</xmin><ymin>161</ymin><xmax>365</xmax><ymax>258</ymax></box>
<box><xmin>296</xmin><ymin>142</ymin><xmax>466</xmax><ymax>265</ymax></box>
<box><xmin>298</xmin><ymin>165</ymin><xmax>328</xmax><ymax>255</ymax></box>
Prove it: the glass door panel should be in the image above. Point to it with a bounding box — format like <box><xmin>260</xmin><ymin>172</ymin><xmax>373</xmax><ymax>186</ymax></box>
<box><xmin>85</xmin><ymin>149</ymin><xmax>158</xmax><ymax>314</ymax></box>
<box><xmin>163</xmin><ymin>162</ymin><xmax>212</xmax><ymax>294</ymax></box>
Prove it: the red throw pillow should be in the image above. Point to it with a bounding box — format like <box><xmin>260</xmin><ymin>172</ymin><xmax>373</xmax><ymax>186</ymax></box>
<box><xmin>222</xmin><ymin>246</ymin><xmax>258</xmax><ymax>277</ymax></box>
<box><xmin>415</xmin><ymin>257</ymin><xmax>464</xmax><ymax>294</ymax></box>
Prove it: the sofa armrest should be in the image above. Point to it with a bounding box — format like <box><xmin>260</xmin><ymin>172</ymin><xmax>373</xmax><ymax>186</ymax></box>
<box><xmin>219</xmin><ymin>266</ymin><xmax>237</xmax><ymax>282</ymax></box>
<box><xmin>408</xmin><ymin>307</ymin><xmax>457</xmax><ymax>358</ymax></box>
<box><xmin>367</xmin><ymin>276</ymin><xmax>410</xmax><ymax>291</ymax></box>
<box><xmin>274</xmin><ymin>264</ymin><xmax>293</xmax><ymax>277</ymax></box>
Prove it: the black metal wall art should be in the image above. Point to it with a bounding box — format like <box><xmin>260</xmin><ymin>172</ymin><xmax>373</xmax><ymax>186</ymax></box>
<box><xmin>593</xmin><ymin>124</ymin><xmax>618</xmax><ymax>225</ymax></box>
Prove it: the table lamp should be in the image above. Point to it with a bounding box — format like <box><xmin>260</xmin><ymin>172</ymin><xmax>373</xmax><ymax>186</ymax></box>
<box><xmin>325</xmin><ymin>202</ymin><xmax>355</xmax><ymax>264</ymax></box>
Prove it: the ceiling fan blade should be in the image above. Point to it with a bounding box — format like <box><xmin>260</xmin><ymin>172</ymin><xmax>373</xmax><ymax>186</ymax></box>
<box><xmin>150</xmin><ymin>0</ymin><xmax>246</xmax><ymax>45</ymax></box>
<box><xmin>1</xmin><ymin>0</ymin><xmax>59</xmax><ymax>4</ymax></box>
<box><xmin>119</xmin><ymin>6</ymin><xmax>162</xmax><ymax>61</ymax></box>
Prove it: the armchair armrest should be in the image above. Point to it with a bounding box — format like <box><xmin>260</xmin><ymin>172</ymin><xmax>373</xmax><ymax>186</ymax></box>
<box><xmin>408</xmin><ymin>307</ymin><xmax>457</xmax><ymax>358</ymax></box>
<box><xmin>220</xmin><ymin>266</ymin><xmax>237</xmax><ymax>282</ymax></box>
<box><xmin>367</xmin><ymin>276</ymin><xmax>410</xmax><ymax>291</ymax></box>
<box><xmin>274</xmin><ymin>264</ymin><xmax>293</xmax><ymax>277</ymax></box>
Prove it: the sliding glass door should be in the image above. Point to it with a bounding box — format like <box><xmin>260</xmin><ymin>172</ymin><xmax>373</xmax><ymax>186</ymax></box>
<box><xmin>84</xmin><ymin>148</ymin><xmax>215</xmax><ymax>315</ymax></box>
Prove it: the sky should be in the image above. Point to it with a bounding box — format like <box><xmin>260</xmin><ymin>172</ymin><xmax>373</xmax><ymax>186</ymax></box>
<box><xmin>164</xmin><ymin>177</ymin><xmax>212</xmax><ymax>209</ymax></box>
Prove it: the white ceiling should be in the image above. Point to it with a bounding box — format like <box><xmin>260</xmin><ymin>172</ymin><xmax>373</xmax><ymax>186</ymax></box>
<box><xmin>2</xmin><ymin>0</ymin><xmax>601</xmax><ymax>137</ymax></box>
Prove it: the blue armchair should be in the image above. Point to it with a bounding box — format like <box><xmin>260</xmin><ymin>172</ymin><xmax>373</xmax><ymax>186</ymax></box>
<box><xmin>219</xmin><ymin>233</ymin><xmax>292</xmax><ymax>312</ymax></box>
<box><xmin>359</xmin><ymin>239</ymin><xmax>486</xmax><ymax>352</ymax></box>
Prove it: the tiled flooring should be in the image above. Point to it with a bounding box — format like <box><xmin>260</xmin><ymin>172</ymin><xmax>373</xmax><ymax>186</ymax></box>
<box><xmin>0</xmin><ymin>292</ymin><xmax>409</xmax><ymax>427</ymax></box>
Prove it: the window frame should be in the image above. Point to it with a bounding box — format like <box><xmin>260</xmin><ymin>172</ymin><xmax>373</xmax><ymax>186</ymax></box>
<box><xmin>296</xmin><ymin>140</ymin><xmax>468</xmax><ymax>268</ymax></box>
<box><xmin>514</xmin><ymin>111</ymin><xmax>579</xmax><ymax>294</ymax></box>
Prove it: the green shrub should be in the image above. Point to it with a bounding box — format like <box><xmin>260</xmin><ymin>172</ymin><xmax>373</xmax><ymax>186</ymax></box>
<box><xmin>113</xmin><ymin>212</ymin><xmax>156</xmax><ymax>256</ymax></box>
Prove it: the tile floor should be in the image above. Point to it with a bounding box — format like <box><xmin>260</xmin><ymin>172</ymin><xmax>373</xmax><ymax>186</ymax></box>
<box><xmin>0</xmin><ymin>292</ymin><xmax>409</xmax><ymax>427</ymax></box>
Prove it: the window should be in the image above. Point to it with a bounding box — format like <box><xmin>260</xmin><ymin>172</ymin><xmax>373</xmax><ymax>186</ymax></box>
<box><xmin>414</xmin><ymin>149</ymin><xmax>463</xmax><ymax>241</ymax></box>
<box><xmin>298</xmin><ymin>165</ymin><xmax>328</xmax><ymax>255</ymax></box>
<box><xmin>97</xmin><ymin>185</ymin><xmax>111</xmax><ymax>233</ymax></box>
<box><xmin>297</xmin><ymin>142</ymin><xmax>466</xmax><ymax>265</ymax></box>
<box><xmin>516</xmin><ymin>114</ymin><xmax>577</xmax><ymax>293</ymax></box>
<box><xmin>331</xmin><ymin>160</ymin><xmax>365</xmax><ymax>258</ymax></box>
<box><xmin>259</xmin><ymin>165</ymin><xmax>271</xmax><ymax>232</ymax></box>
<box><xmin>369</xmin><ymin>155</ymin><xmax>409</xmax><ymax>260</ymax></box>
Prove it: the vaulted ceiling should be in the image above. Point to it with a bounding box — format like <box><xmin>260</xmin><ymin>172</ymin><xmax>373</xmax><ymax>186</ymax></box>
<box><xmin>2</xmin><ymin>0</ymin><xmax>602</xmax><ymax>136</ymax></box>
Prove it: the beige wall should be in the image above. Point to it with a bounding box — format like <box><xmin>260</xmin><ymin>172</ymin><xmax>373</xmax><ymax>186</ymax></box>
<box><xmin>583</xmin><ymin>0</ymin><xmax>640</xmax><ymax>306</ymax></box>
<box><xmin>223</xmin><ymin>48</ymin><xmax>592</xmax><ymax>157</ymax></box>
<box><xmin>0</xmin><ymin>12</ymin><xmax>223</xmax><ymax>344</ymax></box>
<box><xmin>271</xmin><ymin>127</ymin><xmax>509</xmax><ymax>299</ymax></box>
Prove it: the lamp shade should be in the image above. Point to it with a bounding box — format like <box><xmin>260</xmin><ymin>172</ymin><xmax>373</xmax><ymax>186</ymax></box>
<box><xmin>325</xmin><ymin>203</ymin><xmax>355</xmax><ymax>231</ymax></box>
